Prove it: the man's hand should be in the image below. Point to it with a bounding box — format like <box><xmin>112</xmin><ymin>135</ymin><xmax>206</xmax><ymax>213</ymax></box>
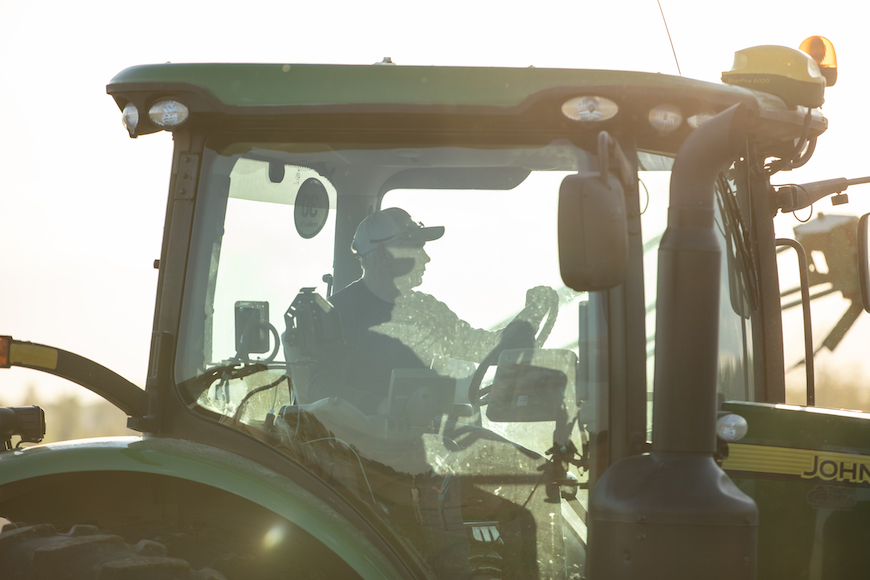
<box><xmin>524</xmin><ymin>286</ymin><xmax>559</xmax><ymax>323</ymax></box>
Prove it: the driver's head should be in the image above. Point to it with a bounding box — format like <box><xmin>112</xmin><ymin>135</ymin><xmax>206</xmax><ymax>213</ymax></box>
<box><xmin>352</xmin><ymin>208</ymin><xmax>444</xmax><ymax>256</ymax></box>
<box><xmin>353</xmin><ymin>208</ymin><xmax>444</xmax><ymax>295</ymax></box>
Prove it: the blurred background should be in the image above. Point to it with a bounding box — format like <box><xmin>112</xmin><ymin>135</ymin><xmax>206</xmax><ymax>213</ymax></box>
<box><xmin>2</xmin><ymin>0</ymin><xmax>870</xmax><ymax>441</ymax></box>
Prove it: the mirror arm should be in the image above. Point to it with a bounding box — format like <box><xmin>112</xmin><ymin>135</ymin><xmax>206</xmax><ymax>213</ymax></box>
<box><xmin>597</xmin><ymin>131</ymin><xmax>633</xmax><ymax>188</ymax></box>
<box><xmin>775</xmin><ymin>176</ymin><xmax>870</xmax><ymax>213</ymax></box>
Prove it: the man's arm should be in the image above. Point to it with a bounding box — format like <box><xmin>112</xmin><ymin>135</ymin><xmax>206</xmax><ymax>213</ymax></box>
<box><xmin>428</xmin><ymin>286</ymin><xmax>558</xmax><ymax>362</ymax></box>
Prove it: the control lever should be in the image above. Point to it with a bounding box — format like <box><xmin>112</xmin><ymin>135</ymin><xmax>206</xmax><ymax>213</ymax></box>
<box><xmin>0</xmin><ymin>406</ymin><xmax>46</xmax><ymax>450</ymax></box>
<box><xmin>775</xmin><ymin>175</ymin><xmax>870</xmax><ymax>213</ymax></box>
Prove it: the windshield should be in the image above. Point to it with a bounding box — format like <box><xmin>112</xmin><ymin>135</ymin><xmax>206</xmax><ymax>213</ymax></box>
<box><xmin>176</xmin><ymin>136</ymin><xmax>755</xmax><ymax>579</ymax></box>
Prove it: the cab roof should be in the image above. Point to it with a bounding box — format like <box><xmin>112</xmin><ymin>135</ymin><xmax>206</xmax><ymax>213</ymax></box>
<box><xmin>107</xmin><ymin>62</ymin><xmax>826</xmax><ymax>154</ymax></box>
<box><xmin>109</xmin><ymin>62</ymin><xmax>749</xmax><ymax>108</ymax></box>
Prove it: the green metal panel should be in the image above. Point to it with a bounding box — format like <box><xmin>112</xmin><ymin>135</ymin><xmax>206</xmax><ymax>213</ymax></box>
<box><xmin>724</xmin><ymin>401</ymin><xmax>870</xmax><ymax>451</ymax></box>
<box><xmin>0</xmin><ymin>436</ymin><xmax>403</xmax><ymax>580</ymax></box>
<box><xmin>108</xmin><ymin>62</ymin><xmax>751</xmax><ymax>108</ymax></box>
<box><xmin>722</xmin><ymin>401</ymin><xmax>870</xmax><ymax>578</ymax></box>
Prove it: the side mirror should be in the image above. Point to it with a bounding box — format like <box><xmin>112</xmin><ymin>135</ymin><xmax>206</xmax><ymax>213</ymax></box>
<box><xmin>859</xmin><ymin>213</ymin><xmax>870</xmax><ymax>313</ymax></box>
<box><xmin>234</xmin><ymin>300</ymin><xmax>271</xmax><ymax>356</ymax></box>
<box><xmin>558</xmin><ymin>171</ymin><xmax>628</xmax><ymax>291</ymax></box>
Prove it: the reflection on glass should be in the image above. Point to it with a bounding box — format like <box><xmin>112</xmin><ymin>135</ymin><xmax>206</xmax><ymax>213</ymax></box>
<box><xmin>176</xmin><ymin>140</ymin><xmax>745</xmax><ymax>578</ymax></box>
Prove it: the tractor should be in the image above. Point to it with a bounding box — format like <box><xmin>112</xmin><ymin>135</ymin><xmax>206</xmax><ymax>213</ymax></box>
<box><xmin>1</xmin><ymin>37</ymin><xmax>868</xmax><ymax>579</ymax></box>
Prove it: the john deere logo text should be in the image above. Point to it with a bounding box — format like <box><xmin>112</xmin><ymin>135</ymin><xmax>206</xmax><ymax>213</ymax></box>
<box><xmin>724</xmin><ymin>444</ymin><xmax>870</xmax><ymax>488</ymax></box>
<box><xmin>802</xmin><ymin>455</ymin><xmax>870</xmax><ymax>485</ymax></box>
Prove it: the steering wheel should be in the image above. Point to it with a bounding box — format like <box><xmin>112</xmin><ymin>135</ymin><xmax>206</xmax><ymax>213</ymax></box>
<box><xmin>468</xmin><ymin>289</ymin><xmax>559</xmax><ymax>406</ymax></box>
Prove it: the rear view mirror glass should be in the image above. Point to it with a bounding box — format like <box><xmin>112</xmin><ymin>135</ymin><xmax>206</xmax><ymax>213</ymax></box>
<box><xmin>558</xmin><ymin>172</ymin><xmax>628</xmax><ymax>291</ymax></box>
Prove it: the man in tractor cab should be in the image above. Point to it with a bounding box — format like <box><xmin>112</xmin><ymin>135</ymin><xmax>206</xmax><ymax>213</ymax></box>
<box><xmin>305</xmin><ymin>206</ymin><xmax>557</xmax><ymax>416</ymax></box>
<box><xmin>294</xmin><ymin>207</ymin><xmax>567</xmax><ymax>579</ymax></box>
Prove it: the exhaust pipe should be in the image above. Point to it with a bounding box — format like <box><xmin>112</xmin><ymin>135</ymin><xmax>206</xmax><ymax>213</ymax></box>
<box><xmin>587</xmin><ymin>104</ymin><xmax>758</xmax><ymax>579</ymax></box>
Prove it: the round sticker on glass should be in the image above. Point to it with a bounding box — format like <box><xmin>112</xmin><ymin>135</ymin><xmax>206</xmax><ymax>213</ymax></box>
<box><xmin>294</xmin><ymin>178</ymin><xmax>329</xmax><ymax>239</ymax></box>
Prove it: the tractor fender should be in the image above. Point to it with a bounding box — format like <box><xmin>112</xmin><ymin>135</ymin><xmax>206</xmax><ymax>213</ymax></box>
<box><xmin>0</xmin><ymin>436</ymin><xmax>404</xmax><ymax>580</ymax></box>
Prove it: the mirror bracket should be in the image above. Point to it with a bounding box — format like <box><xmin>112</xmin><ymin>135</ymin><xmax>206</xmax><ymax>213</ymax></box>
<box><xmin>859</xmin><ymin>213</ymin><xmax>870</xmax><ymax>313</ymax></box>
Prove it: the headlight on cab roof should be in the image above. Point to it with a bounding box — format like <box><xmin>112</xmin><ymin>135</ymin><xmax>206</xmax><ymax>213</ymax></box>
<box><xmin>122</xmin><ymin>103</ymin><xmax>139</xmax><ymax>137</ymax></box>
<box><xmin>649</xmin><ymin>104</ymin><xmax>682</xmax><ymax>134</ymax></box>
<box><xmin>687</xmin><ymin>109</ymin><xmax>717</xmax><ymax>129</ymax></box>
<box><xmin>148</xmin><ymin>99</ymin><xmax>189</xmax><ymax>128</ymax></box>
<box><xmin>561</xmin><ymin>96</ymin><xmax>618</xmax><ymax>122</ymax></box>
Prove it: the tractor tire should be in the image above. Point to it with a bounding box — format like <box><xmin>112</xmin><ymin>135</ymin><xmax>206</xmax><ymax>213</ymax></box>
<box><xmin>0</xmin><ymin>522</ymin><xmax>225</xmax><ymax>580</ymax></box>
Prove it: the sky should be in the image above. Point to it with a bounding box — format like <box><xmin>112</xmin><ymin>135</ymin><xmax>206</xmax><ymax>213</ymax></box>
<box><xmin>2</xmin><ymin>0</ymin><xmax>870</xmax><ymax>405</ymax></box>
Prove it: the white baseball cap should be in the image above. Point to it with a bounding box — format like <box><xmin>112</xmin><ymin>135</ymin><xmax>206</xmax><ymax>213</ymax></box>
<box><xmin>352</xmin><ymin>207</ymin><xmax>445</xmax><ymax>256</ymax></box>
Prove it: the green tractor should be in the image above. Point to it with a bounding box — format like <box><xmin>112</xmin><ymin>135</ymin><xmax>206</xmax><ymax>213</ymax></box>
<box><xmin>2</xmin><ymin>37</ymin><xmax>869</xmax><ymax>579</ymax></box>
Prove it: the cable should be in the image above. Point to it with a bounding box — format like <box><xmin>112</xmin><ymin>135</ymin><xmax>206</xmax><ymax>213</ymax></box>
<box><xmin>776</xmin><ymin>184</ymin><xmax>815</xmax><ymax>223</ymax></box>
<box><xmin>232</xmin><ymin>375</ymin><xmax>290</xmax><ymax>422</ymax></box>
<box><xmin>766</xmin><ymin>110</ymin><xmax>815</xmax><ymax>175</ymax></box>
<box><xmin>638</xmin><ymin>177</ymin><xmax>651</xmax><ymax>216</ymax></box>
<box><xmin>304</xmin><ymin>437</ymin><xmax>380</xmax><ymax>508</ymax></box>
<box><xmin>656</xmin><ymin>0</ymin><xmax>682</xmax><ymax>76</ymax></box>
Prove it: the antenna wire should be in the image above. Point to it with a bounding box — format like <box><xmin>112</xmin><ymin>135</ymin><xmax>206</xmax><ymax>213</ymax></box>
<box><xmin>657</xmin><ymin>0</ymin><xmax>682</xmax><ymax>76</ymax></box>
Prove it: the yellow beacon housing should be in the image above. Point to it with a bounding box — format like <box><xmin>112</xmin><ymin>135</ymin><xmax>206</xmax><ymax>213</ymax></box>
<box><xmin>722</xmin><ymin>44</ymin><xmax>827</xmax><ymax>108</ymax></box>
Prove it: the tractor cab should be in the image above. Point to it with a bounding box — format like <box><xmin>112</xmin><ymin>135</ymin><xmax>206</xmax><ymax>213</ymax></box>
<box><xmin>106</xmin><ymin>56</ymin><xmax>820</xmax><ymax>578</ymax></box>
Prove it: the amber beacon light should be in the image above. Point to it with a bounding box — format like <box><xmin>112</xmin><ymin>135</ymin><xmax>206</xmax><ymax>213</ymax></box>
<box><xmin>799</xmin><ymin>36</ymin><xmax>837</xmax><ymax>87</ymax></box>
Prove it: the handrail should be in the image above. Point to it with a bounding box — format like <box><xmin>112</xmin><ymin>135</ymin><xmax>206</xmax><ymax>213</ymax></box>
<box><xmin>0</xmin><ymin>336</ymin><xmax>147</xmax><ymax>418</ymax></box>
<box><xmin>774</xmin><ymin>239</ymin><xmax>816</xmax><ymax>406</ymax></box>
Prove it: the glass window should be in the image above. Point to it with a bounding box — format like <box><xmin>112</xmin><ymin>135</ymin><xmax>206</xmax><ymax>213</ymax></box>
<box><xmin>175</xmin><ymin>136</ymin><xmax>759</xmax><ymax>577</ymax></box>
<box><xmin>776</xmin><ymin>210</ymin><xmax>870</xmax><ymax>410</ymax></box>
<box><xmin>177</xmin><ymin>138</ymin><xmax>605</xmax><ymax>578</ymax></box>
